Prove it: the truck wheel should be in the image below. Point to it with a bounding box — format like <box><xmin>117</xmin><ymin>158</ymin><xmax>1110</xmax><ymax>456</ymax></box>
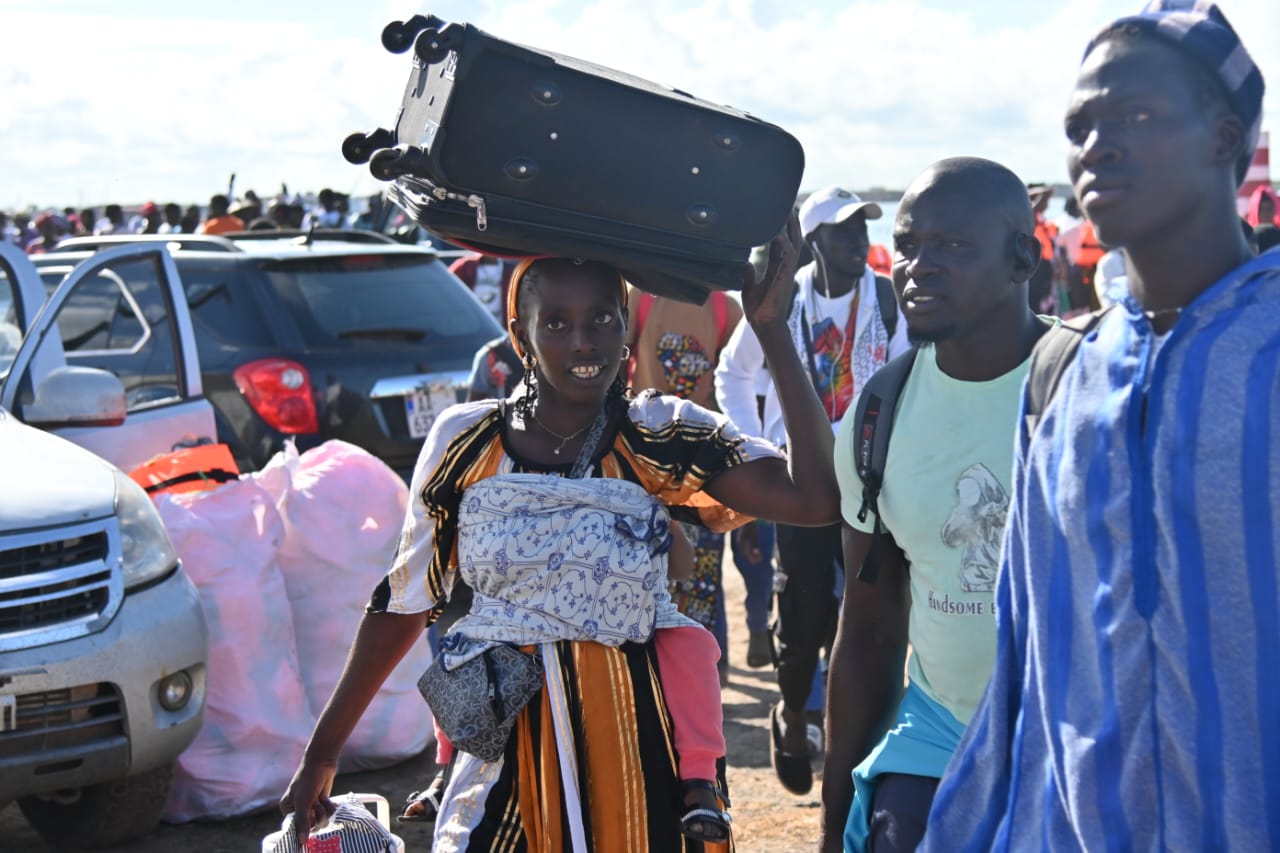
<box><xmin>17</xmin><ymin>763</ymin><xmax>174</xmax><ymax>849</ymax></box>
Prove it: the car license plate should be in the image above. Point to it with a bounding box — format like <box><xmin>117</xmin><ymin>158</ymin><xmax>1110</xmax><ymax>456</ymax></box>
<box><xmin>405</xmin><ymin>383</ymin><xmax>455</xmax><ymax>439</ymax></box>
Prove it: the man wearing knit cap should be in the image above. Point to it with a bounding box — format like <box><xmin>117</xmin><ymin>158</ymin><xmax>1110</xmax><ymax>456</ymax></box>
<box><xmin>922</xmin><ymin>2</ymin><xmax>1276</xmax><ymax>849</ymax></box>
<box><xmin>716</xmin><ymin>186</ymin><xmax>908</xmax><ymax>795</ymax></box>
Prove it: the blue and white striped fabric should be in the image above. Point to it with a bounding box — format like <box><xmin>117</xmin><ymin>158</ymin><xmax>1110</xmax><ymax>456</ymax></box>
<box><xmin>921</xmin><ymin>250</ymin><xmax>1280</xmax><ymax>852</ymax></box>
<box><xmin>1085</xmin><ymin>0</ymin><xmax>1265</xmax><ymax>184</ymax></box>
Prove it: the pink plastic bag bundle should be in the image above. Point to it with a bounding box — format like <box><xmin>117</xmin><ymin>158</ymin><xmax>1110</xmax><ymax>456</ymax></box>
<box><xmin>157</xmin><ymin>478</ymin><xmax>314</xmax><ymax>822</ymax></box>
<box><xmin>256</xmin><ymin>441</ymin><xmax>433</xmax><ymax>772</ymax></box>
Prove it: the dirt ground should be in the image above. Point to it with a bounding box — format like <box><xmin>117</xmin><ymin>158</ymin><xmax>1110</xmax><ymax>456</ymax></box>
<box><xmin>1</xmin><ymin>557</ymin><xmax>823</xmax><ymax>852</ymax></box>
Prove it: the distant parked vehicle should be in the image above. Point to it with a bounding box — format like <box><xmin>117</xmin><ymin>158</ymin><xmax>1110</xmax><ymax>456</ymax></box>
<box><xmin>38</xmin><ymin>231</ymin><xmax>503</xmax><ymax>479</ymax></box>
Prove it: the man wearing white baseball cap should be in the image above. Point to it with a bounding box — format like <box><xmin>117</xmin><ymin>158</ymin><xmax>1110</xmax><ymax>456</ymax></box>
<box><xmin>716</xmin><ymin>185</ymin><xmax>909</xmax><ymax>795</ymax></box>
<box><xmin>798</xmin><ymin>186</ymin><xmax>884</xmax><ymax>240</ymax></box>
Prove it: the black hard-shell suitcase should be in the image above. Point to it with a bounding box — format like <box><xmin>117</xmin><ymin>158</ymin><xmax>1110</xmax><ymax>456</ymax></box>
<box><xmin>343</xmin><ymin>14</ymin><xmax>805</xmax><ymax>303</ymax></box>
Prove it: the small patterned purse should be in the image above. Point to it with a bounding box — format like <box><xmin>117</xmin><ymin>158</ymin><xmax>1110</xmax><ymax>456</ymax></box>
<box><xmin>417</xmin><ymin>643</ymin><xmax>544</xmax><ymax>764</ymax></box>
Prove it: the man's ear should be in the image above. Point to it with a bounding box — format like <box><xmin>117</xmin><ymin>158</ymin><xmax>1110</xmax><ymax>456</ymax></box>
<box><xmin>1212</xmin><ymin>113</ymin><xmax>1247</xmax><ymax>175</ymax></box>
<box><xmin>1011</xmin><ymin>232</ymin><xmax>1040</xmax><ymax>281</ymax></box>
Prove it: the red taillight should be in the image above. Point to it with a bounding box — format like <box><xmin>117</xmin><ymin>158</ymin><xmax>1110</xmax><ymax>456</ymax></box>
<box><xmin>233</xmin><ymin>358</ymin><xmax>319</xmax><ymax>434</ymax></box>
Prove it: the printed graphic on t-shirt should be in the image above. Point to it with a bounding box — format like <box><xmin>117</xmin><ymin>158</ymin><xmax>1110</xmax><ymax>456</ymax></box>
<box><xmin>811</xmin><ymin>317</ymin><xmax>855</xmax><ymax>420</ymax></box>
<box><xmin>655</xmin><ymin>331</ymin><xmax>712</xmax><ymax>399</ymax></box>
<box><xmin>940</xmin><ymin>463</ymin><xmax>1009</xmax><ymax>593</ymax></box>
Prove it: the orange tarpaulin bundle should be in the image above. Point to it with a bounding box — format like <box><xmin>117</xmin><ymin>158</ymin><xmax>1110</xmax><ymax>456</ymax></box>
<box><xmin>129</xmin><ymin>444</ymin><xmax>240</xmax><ymax>497</ymax></box>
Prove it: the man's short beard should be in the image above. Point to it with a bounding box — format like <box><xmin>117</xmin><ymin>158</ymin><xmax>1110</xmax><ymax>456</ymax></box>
<box><xmin>906</xmin><ymin>322</ymin><xmax>956</xmax><ymax>345</ymax></box>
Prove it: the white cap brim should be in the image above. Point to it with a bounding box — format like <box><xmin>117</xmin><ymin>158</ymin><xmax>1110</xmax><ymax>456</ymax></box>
<box><xmin>831</xmin><ymin>200</ymin><xmax>882</xmax><ymax>224</ymax></box>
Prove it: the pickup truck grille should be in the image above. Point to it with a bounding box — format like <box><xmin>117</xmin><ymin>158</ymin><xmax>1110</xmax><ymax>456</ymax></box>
<box><xmin>0</xmin><ymin>533</ymin><xmax>110</xmax><ymax>631</ymax></box>
<box><xmin>0</xmin><ymin>521</ymin><xmax>123</xmax><ymax>651</ymax></box>
<box><xmin>0</xmin><ymin>533</ymin><xmax>108</xmax><ymax>578</ymax></box>
<box><xmin>0</xmin><ymin>684</ymin><xmax>124</xmax><ymax>759</ymax></box>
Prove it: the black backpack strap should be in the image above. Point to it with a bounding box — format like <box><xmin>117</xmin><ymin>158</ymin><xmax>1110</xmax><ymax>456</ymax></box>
<box><xmin>851</xmin><ymin>346</ymin><xmax>918</xmax><ymax>583</ymax></box>
<box><xmin>874</xmin><ymin>274</ymin><xmax>898</xmax><ymax>340</ymax></box>
<box><xmin>1024</xmin><ymin>306</ymin><xmax>1115</xmax><ymax>432</ymax></box>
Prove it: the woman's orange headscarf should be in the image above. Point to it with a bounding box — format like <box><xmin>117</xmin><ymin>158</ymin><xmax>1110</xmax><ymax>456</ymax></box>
<box><xmin>505</xmin><ymin>258</ymin><xmax>629</xmax><ymax>359</ymax></box>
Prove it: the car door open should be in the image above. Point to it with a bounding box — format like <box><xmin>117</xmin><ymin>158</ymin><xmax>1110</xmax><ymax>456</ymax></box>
<box><xmin>1</xmin><ymin>242</ymin><xmax>215</xmax><ymax>472</ymax></box>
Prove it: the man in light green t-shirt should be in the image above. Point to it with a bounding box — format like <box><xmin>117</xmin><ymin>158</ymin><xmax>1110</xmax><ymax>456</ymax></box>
<box><xmin>818</xmin><ymin>158</ymin><xmax>1051</xmax><ymax>853</ymax></box>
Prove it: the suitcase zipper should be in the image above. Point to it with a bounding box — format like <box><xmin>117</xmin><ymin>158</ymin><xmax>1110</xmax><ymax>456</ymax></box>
<box><xmin>428</xmin><ymin>186</ymin><xmax>488</xmax><ymax>231</ymax></box>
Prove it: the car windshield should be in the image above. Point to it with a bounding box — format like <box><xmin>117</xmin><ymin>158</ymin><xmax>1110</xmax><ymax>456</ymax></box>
<box><xmin>258</xmin><ymin>253</ymin><xmax>500</xmax><ymax>350</ymax></box>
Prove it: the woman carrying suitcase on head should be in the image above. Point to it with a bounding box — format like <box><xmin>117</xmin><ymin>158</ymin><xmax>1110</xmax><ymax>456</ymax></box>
<box><xmin>281</xmin><ymin>218</ymin><xmax>839</xmax><ymax>852</ymax></box>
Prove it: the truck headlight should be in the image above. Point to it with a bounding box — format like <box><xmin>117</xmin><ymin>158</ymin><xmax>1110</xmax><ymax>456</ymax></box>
<box><xmin>113</xmin><ymin>471</ymin><xmax>179</xmax><ymax>589</ymax></box>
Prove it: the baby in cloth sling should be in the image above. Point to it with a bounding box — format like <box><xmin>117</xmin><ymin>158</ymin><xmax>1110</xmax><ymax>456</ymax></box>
<box><xmin>431</xmin><ymin>472</ymin><xmax>730</xmax><ymax>840</ymax></box>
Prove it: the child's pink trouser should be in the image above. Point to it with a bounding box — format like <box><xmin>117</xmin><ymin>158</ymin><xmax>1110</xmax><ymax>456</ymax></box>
<box><xmin>432</xmin><ymin>625</ymin><xmax>725</xmax><ymax>781</ymax></box>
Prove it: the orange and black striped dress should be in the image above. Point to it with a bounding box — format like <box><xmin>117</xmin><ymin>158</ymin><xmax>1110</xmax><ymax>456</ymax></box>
<box><xmin>369</xmin><ymin>393</ymin><xmax>779</xmax><ymax>852</ymax></box>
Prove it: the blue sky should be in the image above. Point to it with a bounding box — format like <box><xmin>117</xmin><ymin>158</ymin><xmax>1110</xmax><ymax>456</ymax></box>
<box><xmin>2</xmin><ymin>0</ymin><xmax>1277</xmax><ymax>210</ymax></box>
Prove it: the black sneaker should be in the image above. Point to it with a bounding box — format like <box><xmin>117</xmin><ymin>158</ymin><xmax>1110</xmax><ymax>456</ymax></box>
<box><xmin>747</xmin><ymin>630</ymin><xmax>772</xmax><ymax>668</ymax></box>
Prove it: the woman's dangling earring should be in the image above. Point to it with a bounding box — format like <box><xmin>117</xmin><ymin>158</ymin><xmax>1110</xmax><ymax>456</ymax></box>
<box><xmin>607</xmin><ymin>373</ymin><xmax>628</xmax><ymax>415</ymax></box>
<box><xmin>516</xmin><ymin>353</ymin><xmax>538</xmax><ymax>419</ymax></box>
<box><xmin>621</xmin><ymin>345</ymin><xmax>631</xmax><ymax>361</ymax></box>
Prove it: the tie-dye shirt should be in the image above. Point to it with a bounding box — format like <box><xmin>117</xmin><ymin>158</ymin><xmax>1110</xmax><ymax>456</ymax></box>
<box><xmin>807</xmin><ymin>288</ymin><xmax>860</xmax><ymax>422</ymax></box>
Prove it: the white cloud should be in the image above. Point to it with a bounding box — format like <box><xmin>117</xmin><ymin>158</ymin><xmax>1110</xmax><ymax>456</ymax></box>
<box><xmin>1</xmin><ymin>0</ymin><xmax>1276</xmax><ymax>210</ymax></box>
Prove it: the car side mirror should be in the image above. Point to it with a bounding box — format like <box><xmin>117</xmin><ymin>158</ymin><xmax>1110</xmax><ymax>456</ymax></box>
<box><xmin>23</xmin><ymin>366</ymin><xmax>127</xmax><ymax>428</ymax></box>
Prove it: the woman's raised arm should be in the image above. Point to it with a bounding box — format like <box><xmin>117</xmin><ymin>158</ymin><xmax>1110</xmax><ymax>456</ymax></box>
<box><xmin>703</xmin><ymin>217</ymin><xmax>840</xmax><ymax>526</ymax></box>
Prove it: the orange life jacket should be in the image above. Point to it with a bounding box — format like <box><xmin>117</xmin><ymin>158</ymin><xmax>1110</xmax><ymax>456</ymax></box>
<box><xmin>129</xmin><ymin>444</ymin><xmax>240</xmax><ymax>498</ymax></box>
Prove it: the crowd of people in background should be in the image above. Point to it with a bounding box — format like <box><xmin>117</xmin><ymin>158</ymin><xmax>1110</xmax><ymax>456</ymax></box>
<box><xmin>0</xmin><ymin>186</ymin><xmax>371</xmax><ymax>255</ymax></box>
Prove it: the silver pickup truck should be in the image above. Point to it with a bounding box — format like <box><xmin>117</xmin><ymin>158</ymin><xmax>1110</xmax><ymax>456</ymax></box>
<box><xmin>0</xmin><ymin>241</ymin><xmax>212</xmax><ymax>848</ymax></box>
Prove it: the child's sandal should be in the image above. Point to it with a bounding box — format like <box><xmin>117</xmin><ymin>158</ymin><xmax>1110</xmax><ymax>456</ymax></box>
<box><xmin>680</xmin><ymin>778</ymin><xmax>732</xmax><ymax>843</ymax></box>
<box><xmin>397</xmin><ymin>768</ymin><xmax>446</xmax><ymax>823</ymax></box>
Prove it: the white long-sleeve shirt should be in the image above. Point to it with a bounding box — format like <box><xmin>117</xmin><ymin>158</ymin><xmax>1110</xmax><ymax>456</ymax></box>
<box><xmin>714</xmin><ymin>262</ymin><xmax>909</xmax><ymax>446</ymax></box>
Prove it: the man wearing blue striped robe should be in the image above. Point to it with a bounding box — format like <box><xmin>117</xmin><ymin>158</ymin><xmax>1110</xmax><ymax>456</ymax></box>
<box><xmin>923</xmin><ymin>2</ymin><xmax>1279</xmax><ymax>850</ymax></box>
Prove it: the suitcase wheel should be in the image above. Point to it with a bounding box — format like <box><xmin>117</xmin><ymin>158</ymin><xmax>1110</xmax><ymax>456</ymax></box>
<box><xmin>369</xmin><ymin>148</ymin><xmax>402</xmax><ymax>181</ymax></box>
<box><xmin>342</xmin><ymin>129</ymin><xmax>395</xmax><ymax>165</ymax></box>
<box><xmin>369</xmin><ymin>145</ymin><xmax>430</xmax><ymax>181</ymax></box>
<box><xmin>381</xmin><ymin>14</ymin><xmax>445</xmax><ymax>54</ymax></box>
<box><xmin>414</xmin><ymin>23</ymin><xmax>464</xmax><ymax>65</ymax></box>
